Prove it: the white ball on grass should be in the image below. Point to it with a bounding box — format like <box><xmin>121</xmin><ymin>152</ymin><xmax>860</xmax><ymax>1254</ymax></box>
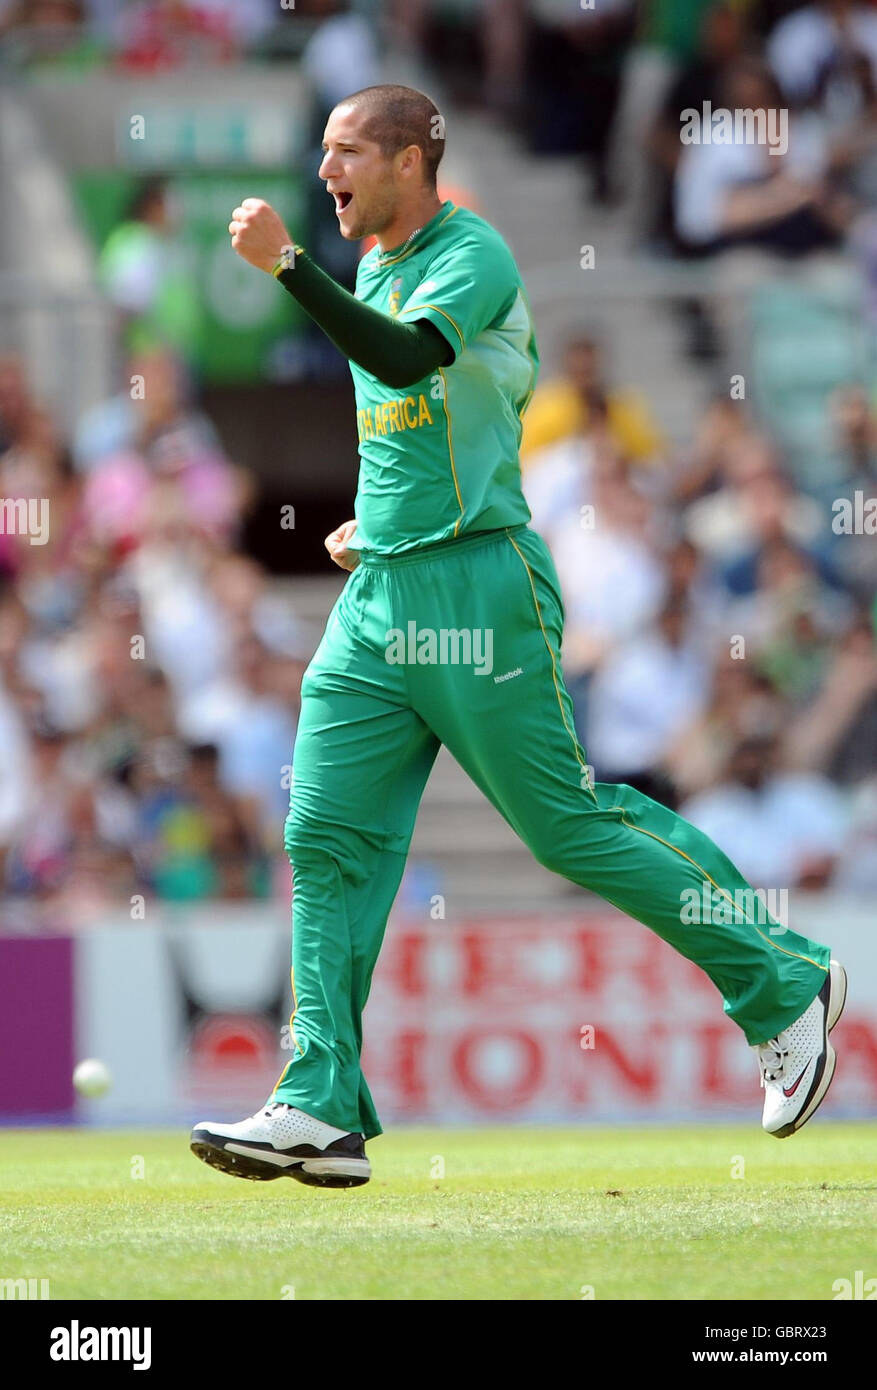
<box><xmin>73</xmin><ymin>1058</ymin><xmax>112</xmax><ymax>1098</ymax></box>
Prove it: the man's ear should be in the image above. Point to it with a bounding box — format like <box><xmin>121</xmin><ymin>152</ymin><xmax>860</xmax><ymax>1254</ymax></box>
<box><xmin>397</xmin><ymin>143</ymin><xmax>424</xmax><ymax>182</ymax></box>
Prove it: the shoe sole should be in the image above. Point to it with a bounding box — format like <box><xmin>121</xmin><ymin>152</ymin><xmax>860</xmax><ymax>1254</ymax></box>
<box><xmin>190</xmin><ymin>1134</ymin><xmax>371</xmax><ymax>1189</ymax></box>
<box><xmin>290</xmin><ymin>1158</ymin><xmax>371</xmax><ymax>1189</ymax></box>
<box><xmin>771</xmin><ymin>959</ymin><xmax>847</xmax><ymax>1139</ymax></box>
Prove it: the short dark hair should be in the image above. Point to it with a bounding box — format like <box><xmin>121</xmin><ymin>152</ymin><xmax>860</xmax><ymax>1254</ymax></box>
<box><xmin>337</xmin><ymin>84</ymin><xmax>445</xmax><ymax>188</ymax></box>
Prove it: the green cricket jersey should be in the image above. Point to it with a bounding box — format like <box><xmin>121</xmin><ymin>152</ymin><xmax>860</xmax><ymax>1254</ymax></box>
<box><xmin>350</xmin><ymin>201</ymin><xmax>539</xmax><ymax>553</ymax></box>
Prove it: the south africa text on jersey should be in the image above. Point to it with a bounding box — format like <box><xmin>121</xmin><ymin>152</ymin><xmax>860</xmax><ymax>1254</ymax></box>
<box><xmin>356</xmin><ymin>393</ymin><xmax>435</xmax><ymax>442</ymax></box>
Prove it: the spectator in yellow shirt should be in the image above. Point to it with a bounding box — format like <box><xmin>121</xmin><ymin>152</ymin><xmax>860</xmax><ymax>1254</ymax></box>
<box><xmin>520</xmin><ymin>333</ymin><xmax>666</xmax><ymax>469</ymax></box>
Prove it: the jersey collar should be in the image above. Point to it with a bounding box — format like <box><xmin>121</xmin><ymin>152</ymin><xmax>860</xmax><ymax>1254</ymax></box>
<box><xmin>373</xmin><ymin>201</ymin><xmax>459</xmax><ymax>268</ymax></box>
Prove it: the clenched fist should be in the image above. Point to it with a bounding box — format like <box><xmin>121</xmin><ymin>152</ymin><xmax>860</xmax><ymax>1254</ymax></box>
<box><xmin>228</xmin><ymin>198</ymin><xmax>293</xmax><ymax>273</ymax></box>
<box><xmin>325</xmin><ymin>520</ymin><xmax>360</xmax><ymax>572</ymax></box>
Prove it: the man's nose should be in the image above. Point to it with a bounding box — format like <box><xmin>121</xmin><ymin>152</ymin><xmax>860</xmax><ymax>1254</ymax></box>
<box><xmin>318</xmin><ymin>152</ymin><xmax>337</xmax><ymax>181</ymax></box>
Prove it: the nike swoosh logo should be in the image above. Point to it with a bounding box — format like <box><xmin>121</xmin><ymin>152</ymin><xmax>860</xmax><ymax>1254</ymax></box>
<box><xmin>783</xmin><ymin>1065</ymin><xmax>810</xmax><ymax>1098</ymax></box>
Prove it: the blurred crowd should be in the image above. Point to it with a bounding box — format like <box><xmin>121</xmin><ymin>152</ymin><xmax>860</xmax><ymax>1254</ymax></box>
<box><xmin>1</xmin><ymin>0</ymin><xmax>876</xmax><ymax>922</ymax></box>
<box><xmin>3</xmin><ymin>344</ymin><xmax>874</xmax><ymax>918</ymax></box>
<box><xmin>6</xmin><ymin>0</ymin><xmax>877</xmax><ymax>259</ymax></box>
<box><xmin>510</xmin><ymin>0</ymin><xmax>877</xmax><ymax>897</ymax></box>
<box><xmin>521</xmin><ymin>334</ymin><xmax>877</xmax><ymax>894</ymax></box>
<box><xmin>0</xmin><ymin>0</ymin><xmax>374</xmax><ymax>70</ymax></box>
<box><xmin>0</xmin><ymin>349</ymin><xmax>312</xmax><ymax>929</ymax></box>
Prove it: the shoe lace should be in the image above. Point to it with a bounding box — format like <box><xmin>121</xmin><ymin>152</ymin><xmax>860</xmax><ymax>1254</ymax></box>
<box><xmin>755</xmin><ymin>1031</ymin><xmax>791</xmax><ymax>1086</ymax></box>
<box><xmin>262</xmin><ymin>1102</ymin><xmax>290</xmax><ymax>1118</ymax></box>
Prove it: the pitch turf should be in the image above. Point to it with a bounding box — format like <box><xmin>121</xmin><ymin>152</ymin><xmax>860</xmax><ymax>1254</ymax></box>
<box><xmin>2</xmin><ymin>1124</ymin><xmax>875</xmax><ymax>1300</ymax></box>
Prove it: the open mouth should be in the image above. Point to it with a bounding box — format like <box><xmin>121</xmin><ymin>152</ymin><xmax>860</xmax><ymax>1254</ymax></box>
<box><xmin>333</xmin><ymin>190</ymin><xmax>353</xmax><ymax>214</ymax></box>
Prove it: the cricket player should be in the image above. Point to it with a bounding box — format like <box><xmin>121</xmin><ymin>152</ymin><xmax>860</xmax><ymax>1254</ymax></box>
<box><xmin>190</xmin><ymin>86</ymin><xmax>846</xmax><ymax>1188</ymax></box>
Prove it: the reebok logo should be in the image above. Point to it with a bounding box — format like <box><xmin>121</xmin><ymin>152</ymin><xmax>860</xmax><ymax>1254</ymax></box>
<box><xmin>494</xmin><ymin>667</ymin><xmax>523</xmax><ymax>684</ymax></box>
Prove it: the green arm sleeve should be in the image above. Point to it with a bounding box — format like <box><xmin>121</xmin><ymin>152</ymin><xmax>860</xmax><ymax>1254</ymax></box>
<box><xmin>274</xmin><ymin>251</ymin><xmax>453</xmax><ymax>389</ymax></box>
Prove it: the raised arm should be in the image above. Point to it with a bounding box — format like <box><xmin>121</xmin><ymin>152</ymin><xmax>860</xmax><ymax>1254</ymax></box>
<box><xmin>228</xmin><ymin>198</ymin><xmax>452</xmax><ymax>389</ymax></box>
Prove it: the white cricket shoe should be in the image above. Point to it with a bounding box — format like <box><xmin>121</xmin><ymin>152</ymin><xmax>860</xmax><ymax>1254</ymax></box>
<box><xmin>755</xmin><ymin>959</ymin><xmax>847</xmax><ymax>1138</ymax></box>
<box><xmin>190</xmin><ymin>1101</ymin><xmax>370</xmax><ymax>1187</ymax></box>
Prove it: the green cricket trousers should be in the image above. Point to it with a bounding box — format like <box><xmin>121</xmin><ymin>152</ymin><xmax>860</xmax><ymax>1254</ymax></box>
<box><xmin>273</xmin><ymin>524</ymin><xmax>830</xmax><ymax>1138</ymax></box>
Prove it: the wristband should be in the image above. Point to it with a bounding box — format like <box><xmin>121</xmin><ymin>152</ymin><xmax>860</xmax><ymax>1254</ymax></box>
<box><xmin>273</xmin><ymin>244</ymin><xmax>303</xmax><ymax>276</ymax></box>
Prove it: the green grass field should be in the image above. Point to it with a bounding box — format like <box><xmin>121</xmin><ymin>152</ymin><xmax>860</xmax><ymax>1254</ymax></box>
<box><xmin>2</xmin><ymin>1123</ymin><xmax>875</xmax><ymax>1300</ymax></box>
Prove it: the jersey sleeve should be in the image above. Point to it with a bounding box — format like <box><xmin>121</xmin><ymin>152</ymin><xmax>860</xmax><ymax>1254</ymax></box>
<box><xmin>397</xmin><ymin>229</ymin><xmax>520</xmax><ymax>362</ymax></box>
